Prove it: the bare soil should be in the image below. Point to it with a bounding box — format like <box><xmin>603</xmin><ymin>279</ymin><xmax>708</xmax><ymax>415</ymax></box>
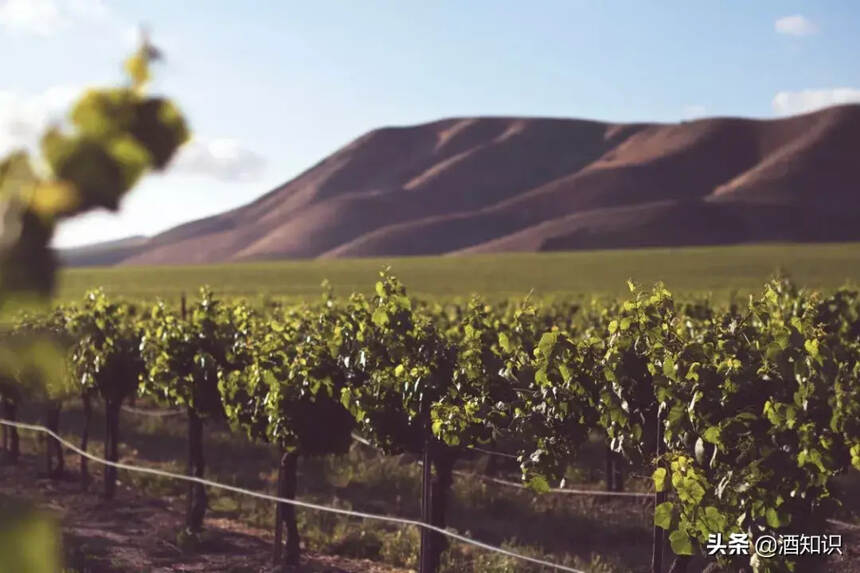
<box><xmin>0</xmin><ymin>453</ymin><xmax>407</xmax><ymax>573</ymax></box>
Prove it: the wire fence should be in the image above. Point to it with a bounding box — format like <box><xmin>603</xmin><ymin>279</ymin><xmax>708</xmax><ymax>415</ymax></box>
<box><xmin>121</xmin><ymin>405</ymin><xmax>185</xmax><ymax>417</ymax></box>
<box><xmin>4</xmin><ymin>415</ymin><xmax>857</xmax><ymax>573</ymax></box>
<box><xmin>350</xmin><ymin>432</ymin><xmax>653</xmax><ymax>499</ymax></box>
<box><xmin>0</xmin><ymin>418</ymin><xmax>586</xmax><ymax>573</ymax></box>
<box><xmin>120</xmin><ymin>405</ymin><xmax>518</xmax><ymax>459</ymax></box>
<box><xmin>125</xmin><ymin>408</ymin><xmax>651</xmax><ymax>498</ymax></box>
<box><xmin>458</xmin><ymin>472</ymin><xmax>653</xmax><ymax>498</ymax></box>
<box><xmin>466</xmin><ymin>445</ymin><xmax>519</xmax><ymax>460</ymax></box>
<box><xmin>78</xmin><ymin>407</ymin><xmax>860</xmax><ymax>518</ymax></box>
<box><xmin>113</xmin><ymin>408</ymin><xmax>651</xmax><ymax>503</ymax></box>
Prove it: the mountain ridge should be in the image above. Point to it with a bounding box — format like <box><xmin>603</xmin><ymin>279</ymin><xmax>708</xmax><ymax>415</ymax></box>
<box><xmin>59</xmin><ymin>104</ymin><xmax>860</xmax><ymax>266</ymax></box>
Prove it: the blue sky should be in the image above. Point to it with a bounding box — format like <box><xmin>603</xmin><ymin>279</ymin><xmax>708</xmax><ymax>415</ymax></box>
<box><xmin>1</xmin><ymin>1</ymin><xmax>858</xmax><ymax>247</ymax></box>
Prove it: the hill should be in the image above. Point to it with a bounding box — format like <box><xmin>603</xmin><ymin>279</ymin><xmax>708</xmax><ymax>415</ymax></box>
<box><xmin>58</xmin><ymin>235</ymin><xmax>149</xmax><ymax>267</ymax></box>
<box><xmin>60</xmin><ymin>104</ymin><xmax>860</xmax><ymax>265</ymax></box>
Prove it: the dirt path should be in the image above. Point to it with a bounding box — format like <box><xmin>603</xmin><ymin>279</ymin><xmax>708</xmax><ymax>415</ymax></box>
<box><xmin>0</xmin><ymin>453</ymin><xmax>408</xmax><ymax>573</ymax></box>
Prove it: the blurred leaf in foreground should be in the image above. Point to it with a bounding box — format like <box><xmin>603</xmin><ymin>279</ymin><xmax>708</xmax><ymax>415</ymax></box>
<box><xmin>0</xmin><ymin>499</ymin><xmax>60</xmax><ymax>573</ymax></box>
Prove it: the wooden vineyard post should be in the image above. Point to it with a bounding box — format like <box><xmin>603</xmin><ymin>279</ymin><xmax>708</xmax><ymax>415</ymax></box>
<box><xmin>651</xmin><ymin>409</ymin><xmax>666</xmax><ymax>573</ymax></box>
<box><xmin>44</xmin><ymin>409</ymin><xmax>52</xmax><ymax>476</ymax></box>
<box><xmin>103</xmin><ymin>400</ymin><xmax>120</xmax><ymax>499</ymax></box>
<box><xmin>430</xmin><ymin>448</ymin><xmax>454</xmax><ymax>570</ymax></box>
<box><xmin>605</xmin><ymin>446</ymin><xmax>625</xmax><ymax>492</ymax></box>
<box><xmin>180</xmin><ymin>296</ymin><xmax>195</xmax><ymax>527</ymax></box>
<box><xmin>419</xmin><ymin>406</ymin><xmax>434</xmax><ymax>573</ymax></box>
<box><xmin>44</xmin><ymin>402</ymin><xmax>64</xmax><ymax>479</ymax></box>
<box><xmin>80</xmin><ymin>393</ymin><xmax>91</xmax><ymax>489</ymax></box>
<box><xmin>605</xmin><ymin>444</ymin><xmax>614</xmax><ymax>491</ymax></box>
<box><xmin>612</xmin><ymin>451</ymin><xmax>624</xmax><ymax>492</ymax></box>
<box><xmin>282</xmin><ymin>452</ymin><xmax>300</xmax><ymax>566</ymax></box>
<box><xmin>3</xmin><ymin>400</ymin><xmax>19</xmax><ymax>463</ymax></box>
<box><xmin>273</xmin><ymin>449</ymin><xmax>301</xmax><ymax>566</ymax></box>
<box><xmin>273</xmin><ymin>448</ymin><xmax>285</xmax><ymax>564</ymax></box>
<box><xmin>186</xmin><ymin>406</ymin><xmax>207</xmax><ymax>531</ymax></box>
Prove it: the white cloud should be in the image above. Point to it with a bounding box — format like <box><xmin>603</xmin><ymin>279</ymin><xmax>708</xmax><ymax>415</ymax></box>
<box><xmin>66</xmin><ymin>0</ymin><xmax>108</xmax><ymax>20</ymax></box>
<box><xmin>0</xmin><ymin>85</ymin><xmax>79</xmax><ymax>154</ymax></box>
<box><xmin>772</xmin><ymin>88</ymin><xmax>860</xmax><ymax>116</ymax></box>
<box><xmin>171</xmin><ymin>137</ymin><xmax>266</xmax><ymax>182</ymax></box>
<box><xmin>774</xmin><ymin>15</ymin><xmax>818</xmax><ymax>37</ymax></box>
<box><xmin>0</xmin><ymin>0</ymin><xmax>113</xmax><ymax>36</ymax></box>
<box><xmin>0</xmin><ymin>0</ymin><xmax>63</xmax><ymax>36</ymax></box>
<box><xmin>681</xmin><ymin>105</ymin><xmax>708</xmax><ymax>120</ymax></box>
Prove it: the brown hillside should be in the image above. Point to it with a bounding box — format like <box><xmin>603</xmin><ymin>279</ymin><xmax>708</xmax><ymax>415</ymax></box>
<box><xmin>75</xmin><ymin>104</ymin><xmax>860</xmax><ymax>266</ymax></box>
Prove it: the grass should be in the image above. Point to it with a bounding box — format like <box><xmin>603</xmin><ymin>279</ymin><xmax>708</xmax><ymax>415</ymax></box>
<box><xmin>56</xmin><ymin>243</ymin><xmax>860</xmax><ymax>304</ymax></box>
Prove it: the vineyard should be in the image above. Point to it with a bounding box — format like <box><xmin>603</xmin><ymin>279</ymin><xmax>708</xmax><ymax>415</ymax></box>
<box><xmin>1</xmin><ymin>24</ymin><xmax>858</xmax><ymax>573</ymax></box>
<box><xmin>1</xmin><ymin>272</ymin><xmax>859</xmax><ymax>573</ymax></box>
<box><xmin>55</xmin><ymin>242</ymin><xmax>860</xmax><ymax>304</ymax></box>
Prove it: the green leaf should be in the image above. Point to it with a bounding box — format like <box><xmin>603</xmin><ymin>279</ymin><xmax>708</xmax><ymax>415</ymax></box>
<box><xmin>663</xmin><ymin>356</ymin><xmax>676</xmax><ymax>379</ymax></box>
<box><xmin>29</xmin><ymin>180</ymin><xmax>80</xmax><ymax>219</ymax></box>
<box><xmin>340</xmin><ymin>388</ymin><xmax>352</xmax><ymax>410</ymax></box>
<box><xmin>702</xmin><ymin>506</ymin><xmax>727</xmax><ymax>531</ymax></box>
<box><xmin>537</xmin><ymin>331</ymin><xmax>559</xmax><ymax>357</ymax></box>
<box><xmin>765</xmin><ymin>287</ymin><xmax>779</xmax><ymax>305</ymax></box>
<box><xmin>498</xmin><ymin>332</ymin><xmax>512</xmax><ymax>353</ymax></box>
<box><xmin>557</xmin><ymin>363</ymin><xmax>571</xmax><ymax>382</ymax></box>
<box><xmin>653</xmin><ymin>467</ymin><xmax>668</xmax><ymax>492</ymax></box>
<box><xmin>765</xmin><ymin>507</ymin><xmax>780</xmax><ymax>528</ymax></box>
<box><xmin>667</xmin><ymin>403</ymin><xmax>686</xmax><ymax>425</ymax></box>
<box><xmin>668</xmin><ymin>529</ymin><xmax>694</xmax><ymax>555</ymax></box>
<box><xmin>526</xmin><ymin>475</ymin><xmax>550</xmax><ymax>494</ymax></box>
<box><xmin>0</xmin><ymin>506</ymin><xmax>61</xmax><ymax>573</ymax></box>
<box><xmin>132</xmin><ymin>98</ymin><xmax>189</xmax><ymax>168</ymax></box>
<box><xmin>431</xmin><ymin>418</ymin><xmax>443</xmax><ymax>437</ymax></box>
<box><xmin>851</xmin><ymin>444</ymin><xmax>860</xmax><ymax>471</ymax></box>
<box><xmin>702</xmin><ymin>426</ymin><xmax>721</xmax><ymax>446</ymax></box>
<box><xmin>676</xmin><ymin>476</ymin><xmax>706</xmax><ymax>504</ymax></box>
<box><xmin>371</xmin><ymin>308</ymin><xmax>389</xmax><ymax>327</ymax></box>
<box><xmin>125</xmin><ymin>49</ymin><xmax>151</xmax><ymax>88</ymax></box>
<box><xmin>0</xmin><ymin>150</ymin><xmax>38</xmax><ymax>200</ymax></box>
<box><xmin>765</xmin><ymin>507</ymin><xmax>790</xmax><ymax>528</ymax></box>
<box><xmin>107</xmin><ymin>134</ymin><xmax>151</xmax><ymax>189</ymax></box>
<box><xmin>654</xmin><ymin>501</ymin><xmax>674</xmax><ymax>529</ymax></box>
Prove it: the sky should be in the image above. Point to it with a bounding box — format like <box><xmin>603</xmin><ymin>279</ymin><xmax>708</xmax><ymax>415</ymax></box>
<box><xmin>1</xmin><ymin>1</ymin><xmax>859</xmax><ymax>248</ymax></box>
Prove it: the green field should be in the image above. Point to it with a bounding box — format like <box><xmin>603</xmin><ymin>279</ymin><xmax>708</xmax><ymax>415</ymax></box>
<box><xmin>57</xmin><ymin>242</ymin><xmax>860</xmax><ymax>303</ymax></box>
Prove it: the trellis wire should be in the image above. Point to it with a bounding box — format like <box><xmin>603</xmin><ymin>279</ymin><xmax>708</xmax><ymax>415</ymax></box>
<box><xmin>0</xmin><ymin>418</ymin><xmax>585</xmax><ymax>573</ymax></box>
<box><xmin>350</xmin><ymin>432</ymin><xmax>653</xmax><ymax>499</ymax></box>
